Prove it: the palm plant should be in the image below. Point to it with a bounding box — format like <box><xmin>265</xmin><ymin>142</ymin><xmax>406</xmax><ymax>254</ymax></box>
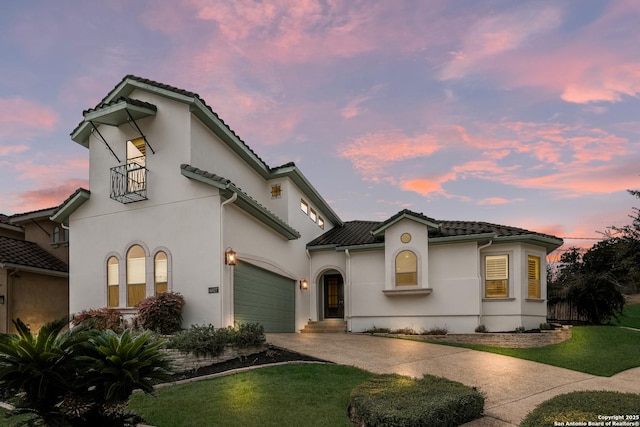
<box><xmin>0</xmin><ymin>318</ymin><xmax>88</xmax><ymax>424</ymax></box>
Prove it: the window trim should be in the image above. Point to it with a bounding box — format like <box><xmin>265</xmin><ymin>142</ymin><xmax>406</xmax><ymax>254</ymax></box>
<box><xmin>152</xmin><ymin>247</ymin><xmax>172</xmax><ymax>295</ymax></box>
<box><xmin>105</xmin><ymin>253</ymin><xmax>121</xmax><ymax>308</ymax></box>
<box><xmin>391</xmin><ymin>248</ymin><xmax>422</xmax><ymax>288</ymax></box>
<box><xmin>126</xmin><ymin>244</ymin><xmax>147</xmax><ymax>307</ymax></box>
<box><xmin>483</xmin><ymin>252</ymin><xmax>513</xmax><ymax>300</ymax></box>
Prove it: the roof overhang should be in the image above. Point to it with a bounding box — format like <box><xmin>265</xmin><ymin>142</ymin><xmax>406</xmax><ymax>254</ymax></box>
<box><xmin>493</xmin><ymin>234</ymin><xmax>564</xmax><ymax>254</ymax></box>
<box><xmin>181</xmin><ymin>165</ymin><xmax>301</xmax><ymax>240</ymax></box>
<box><xmin>83</xmin><ymin>99</ymin><xmax>156</xmax><ymax>127</ymax></box>
<box><xmin>372</xmin><ymin>212</ymin><xmax>440</xmax><ymax>237</ymax></box>
<box><xmin>50</xmin><ymin>189</ymin><xmax>91</xmax><ymax>225</ymax></box>
<box><xmin>9</xmin><ymin>208</ymin><xmax>58</xmax><ymax>224</ymax></box>
<box><xmin>0</xmin><ymin>262</ymin><xmax>68</xmax><ymax>278</ymax></box>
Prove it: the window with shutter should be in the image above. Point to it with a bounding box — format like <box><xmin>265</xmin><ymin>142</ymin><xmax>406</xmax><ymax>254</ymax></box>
<box><xmin>485</xmin><ymin>255</ymin><xmax>508</xmax><ymax>298</ymax></box>
<box><xmin>527</xmin><ymin>255</ymin><xmax>541</xmax><ymax>298</ymax></box>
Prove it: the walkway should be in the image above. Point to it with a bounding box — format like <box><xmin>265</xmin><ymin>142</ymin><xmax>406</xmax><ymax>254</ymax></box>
<box><xmin>267</xmin><ymin>333</ymin><xmax>640</xmax><ymax>426</ymax></box>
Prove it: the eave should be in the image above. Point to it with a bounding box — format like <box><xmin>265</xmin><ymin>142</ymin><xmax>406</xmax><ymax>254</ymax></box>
<box><xmin>371</xmin><ymin>211</ymin><xmax>440</xmax><ymax>237</ymax></box>
<box><xmin>0</xmin><ymin>262</ymin><xmax>68</xmax><ymax>278</ymax></box>
<box><xmin>180</xmin><ymin>165</ymin><xmax>300</xmax><ymax>240</ymax></box>
<box><xmin>50</xmin><ymin>189</ymin><xmax>91</xmax><ymax>225</ymax></box>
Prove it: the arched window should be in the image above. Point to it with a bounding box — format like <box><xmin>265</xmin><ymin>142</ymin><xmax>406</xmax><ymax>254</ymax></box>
<box><xmin>395</xmin><ymin>250</ymin><xmax>417</xmax><ymax>286</ymax></box>
<box><xmin>154</xmin><ymin>251</ymin><xmax>168</xmax><ymax>294</ymax></box>
<box><xmin>107</xmin><ymin>256</ymin><xmax>119</xmax><ymax>307</ymax></box>
<box><xmin>127</xmin><ymin>245</ymin><xmax>146</xmax><ymax>306</ymax></box>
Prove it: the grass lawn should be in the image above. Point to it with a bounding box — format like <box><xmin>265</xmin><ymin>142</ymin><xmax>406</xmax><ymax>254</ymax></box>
<box><xmin>611</xmin><ymin>303</ymin><xmax>640</xmax><ymax>329</ymax></box>
<box><xmin>128</xmin><ymin>364</ymin><xmax>373</xmax><ymax>427</ymax></box>
<box><xmin>437</xmin><ymin>326</ymin><xmax>640</xmax><ymax>377</ymax></box>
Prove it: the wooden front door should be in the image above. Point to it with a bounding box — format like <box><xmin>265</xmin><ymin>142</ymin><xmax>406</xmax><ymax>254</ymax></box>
<box><xmin>323</xmin><ymin>274</ymin><xmax>344</xmax><ymax>319</ymax></box>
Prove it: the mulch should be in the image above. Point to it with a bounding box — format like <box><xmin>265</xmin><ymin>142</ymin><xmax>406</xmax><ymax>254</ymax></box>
<box><xmin>169</xmin><ymin>346</ymin><xmax>330</xmax><ymax>383</ymax></box>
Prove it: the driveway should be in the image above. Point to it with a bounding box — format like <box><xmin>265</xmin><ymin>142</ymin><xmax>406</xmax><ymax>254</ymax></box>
<box><xmin>267</xmin><ymin>333</ymin><xmax>640</xmax><ymax>426</ymax></box>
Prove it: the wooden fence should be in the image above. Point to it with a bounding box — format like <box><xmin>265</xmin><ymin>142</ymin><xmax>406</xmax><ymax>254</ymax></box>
<box><xmin>546</xmin><ymin>288</ymin><xmax>589</xmax><ymax>322</ymax></box>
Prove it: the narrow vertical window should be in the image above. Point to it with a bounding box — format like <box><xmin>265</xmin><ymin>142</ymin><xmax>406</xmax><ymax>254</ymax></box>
<box><xmin>310</xmin><ymin>208</ymin><xmax>317</xmax><ymax>222</ymax></box>
<box><xmin>528</xmin><ymin>255</ymin><xmax>541</xmax><ymax>298</ymax></box>
<box><xmin>318</xmin><ymin>216</ymin><xmax>325</xmax><ymax>229</ymax></box>
<box><xmin>395</xmin><ymin>250</ymin><xmax>417</xmax><ymax>286</ymax></box>
<box><xmin>154</xmin><ymin>251</ymin><xmax>168</xmax><ymax>294</ymax></box>
<box><xmin>300</xmin><ymin>199</ymin><xmax>309</xmax><ymax>215</ymax></box>
<box><xmin>107</xmin><ymin>256</ymin><xmax>119</xmax><ymax>307</ymax></box>
<box><xmin>126</xmin><ymin>137</ymin><xmax>146</xmax><ymax>193</ymax></box>
<box><xmin>485</xmin><ymin>255</ymin><xmax>508</xmax><ymax>298</ymax></box>
<box><xmin>127</xmin><ymin>245</ymin><xmax>146</xmax><ymax>306</ymax></box>
<box><xmin>53</xmin><ymin>227</ymin><xmax>60</xmax><ymax>244</ymax></box>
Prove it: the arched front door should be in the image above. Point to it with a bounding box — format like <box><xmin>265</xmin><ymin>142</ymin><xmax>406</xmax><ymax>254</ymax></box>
<box><xmin>323</xmin><ymin>274</ymin><xmax>344</xmax><ymax>319</ymax></box>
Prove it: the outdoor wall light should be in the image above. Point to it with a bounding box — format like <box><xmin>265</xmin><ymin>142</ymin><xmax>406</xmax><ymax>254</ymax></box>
<box><xmin>225</xmin><ymin>248</ymin><xmax>237</xmax><ymax>266</ymax></box>
<box><xmin>300</xmin><ymin>279</ymin><xmax>309</xmax><ymax>290</ymax></box>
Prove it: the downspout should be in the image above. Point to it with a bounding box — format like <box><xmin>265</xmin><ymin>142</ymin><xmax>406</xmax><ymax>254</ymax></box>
<box><xmin>345</xmin><ymin>249</ymin><xmax>351</xmax><ymax>332</ymax></box>
<box><xmin>477</xmin><ymin>240</ymin><xmax>493</xmax><ymax>328</ymax></box>
<box><xmin>220</xmin><ymin>192</ymin><xmax>238</xmax><ymax>327</ymax></box>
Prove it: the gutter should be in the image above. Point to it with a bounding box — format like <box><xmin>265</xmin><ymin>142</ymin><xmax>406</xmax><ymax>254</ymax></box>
<box><xmin>0</xmin><ymin>263</ymin><xmax>69</xmax><ymax>278</ymax></box>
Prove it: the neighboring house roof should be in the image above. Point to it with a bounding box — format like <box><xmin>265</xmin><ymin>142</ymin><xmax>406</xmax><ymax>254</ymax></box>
<box><xmin>180</xmin><ymin>164</ymin><xmax>301</xmax><ymax>240</ymax></box>
<box><xmin>9</xmin><ymin>207</ymin><xmax>58</xmax><ymax>224</ymax></box>
<box><xmin>307</xmin><ymin>209</ymin><xmax>564</xmax><ymax>253</ymax></box>
<box><xmin>0</xmin><ymin>236</ymin><xmax>68</xmax><ymax>275</ymax></box>
<box><xmin>70</xmin><ymin>75</ymin><xmax>342</xmax><ymax>227</ymax></box>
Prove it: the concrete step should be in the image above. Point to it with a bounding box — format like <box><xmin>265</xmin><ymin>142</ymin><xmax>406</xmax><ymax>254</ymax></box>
<box><xmin>301</xmin><ymin>320</ymin><xmax>347</xmax><ymax>333</ymax></box>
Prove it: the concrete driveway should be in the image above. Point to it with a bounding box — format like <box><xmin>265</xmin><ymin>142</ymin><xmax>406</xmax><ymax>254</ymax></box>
<box><xmin>267</xmin><ymin>333</ymin><xmax>640</xmax><ymax>426</ymax></box>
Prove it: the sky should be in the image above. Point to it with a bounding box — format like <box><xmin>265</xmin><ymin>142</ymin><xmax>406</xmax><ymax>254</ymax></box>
<box><xmin>1</xmin><ymin>0</ymin><xmax>639</xmax><ymax>254</ymax></box>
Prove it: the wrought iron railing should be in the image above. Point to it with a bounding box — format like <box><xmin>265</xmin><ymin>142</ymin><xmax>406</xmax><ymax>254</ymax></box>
<box><xmin>110</xmin><ymin>158</ymin><xmax>148</xmax><ymax>204</ymax></box>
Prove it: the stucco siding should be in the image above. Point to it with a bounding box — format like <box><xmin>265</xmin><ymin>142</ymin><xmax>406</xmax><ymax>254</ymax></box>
<box><xmin>9</xmin><ymin>272</ymin><xmax>68</xmax><ymax>333</ymax></box>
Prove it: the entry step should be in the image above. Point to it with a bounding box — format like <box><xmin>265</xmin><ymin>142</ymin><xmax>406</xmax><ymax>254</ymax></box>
<box><xmin>301</xmin><ymin>320</ymin><xmax>347</xmax><ymax>333</ymax></box>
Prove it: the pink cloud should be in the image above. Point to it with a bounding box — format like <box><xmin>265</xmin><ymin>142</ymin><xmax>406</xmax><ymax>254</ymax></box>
<box><xmin>0</xmin><ymin>98</ymin><xmax>58</xmax><ymax>139</ymax></box>
<box><xmin>13</xmin><ymin>156</ymin><xmax>89</xmax><ymax>185</ymax></box>
<box><xmin>10</xmin><ymin>179</ymin><xmax>88</xmax><ymax>213</ymax></box>
<box><xmin>439</xmin><ymin>5</ymin><xmax>562</xmax><ymax>80</ymax></box>
<box><xmin>0</xmin><ymin>145</ymin><xmax>29</xmax><ymax>156</ymax></box>
<box><xmin>339</xmin><ymin>130</ymin><xmax>442</xmax><ymax>181</ymax></box>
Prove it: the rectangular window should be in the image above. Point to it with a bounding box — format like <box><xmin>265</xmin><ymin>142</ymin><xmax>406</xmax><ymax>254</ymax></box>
<box><xmin>126</xmin><ymin>138</ymin><xmax>146</xmax><ymax>193</ymax></box>
<box><xmin>310</xmin><ymin>208</ymin><xmax>317</xmax><ymax>222</ymax></box>
<box><xmin>528</xmin><ymin>255</ymin><xmax>541</xmax><ymax>299</ymax></box>
<box><xmin>318</xmin><ymin>216</ymin><xmax>325</xmax><ymax>229</ymax></box>
<box><xmin>300</xmin><ymin>199</ymin><xmax>309</xmax><ymax>215</ymax></box>
<box><xmin>485</xmin><ymin>255</ymin><xmax>508</xmax><ymax>298</ymax></box>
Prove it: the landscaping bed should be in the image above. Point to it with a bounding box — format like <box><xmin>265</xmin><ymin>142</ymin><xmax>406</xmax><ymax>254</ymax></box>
<box><xmin>166</xmin><ymin>345</ymin><xmax>330</xmax><ymax>383</ymax></box>
<box><xmin>405</xmin><ymin>326</ymin><xmax>572</xmax><ymax>348</ymax></box>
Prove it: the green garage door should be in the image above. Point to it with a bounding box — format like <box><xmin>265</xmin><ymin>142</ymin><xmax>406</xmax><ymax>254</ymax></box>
<box><xmin>234</xmin><ymin>261</ymin><xmax>295</xmax><ymax>333</ymax></box>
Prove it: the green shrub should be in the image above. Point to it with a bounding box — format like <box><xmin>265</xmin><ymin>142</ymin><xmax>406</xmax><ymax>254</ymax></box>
<box><xmin>73</xmin><ymin>307</ymin><xmax>124</xmax><ymax>332</ymax></box>
<box><xmin>475</xmin><ymin>324</ymin><xmax>488</xmax><ymax>333</ymax></box>
<box><xmin>348</xmin><ymin>374</ymin><xmax>484</xmax><ymax>427</ymax></box>
<box><xmin>0</xmin><ymin>319</ymin><xmax>171</xmax><ymax>426</ymax></box>
<box><xmin>520</xmin><ymin>391</ymin><xmax>640</xmax><ymax>427</ymax></box>
<box><xmin>167</xmin><ymin>324</ymin><xmax>228</xmax><ymax>357</ymax></box>
<box><xmin>422</xmin><ymin>327</ymin><xmax>448</xmax><ymax>335</ymax></box>
<box><xmin>135</xmin><ymin>292</ymin><xmax>185</xmax><ymax>334</ymax></box>
<box><xmin>392</xmin><ymin>327</ymin><xmax>418</xmax><ymax>335</ymax></box>
<box><xmin>167</xmin><ymin>323</ymin><xmax>266</xmax><ymax>357</ymax></box>
<box><xmin>364</xmin><ymin>326</ymin><xmax>391</xmax><ymax>334</ymax></box>
<box><xmin>232</xmin><ymin>322</ymin><xmax>266</xmax><ymax>347</ymax></box>
<box><xmin>539</xmin><ymin>322</ymin><xmax>553</xmax><ymax>330</ymax></box>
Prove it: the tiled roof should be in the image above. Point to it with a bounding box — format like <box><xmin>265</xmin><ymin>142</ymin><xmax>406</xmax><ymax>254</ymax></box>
<box><xmin>0</xmin><ymin>236</ymin><xmax>68</xmax><ymax>273</ymax></box>
<box><xmin>0</xmin><ymin>214</ymin><xmax>10</xmax><ymax>225</ymax></box>
<box><xmin>82</xmin><ymin>96</ymin><xmax>157</xmax><ymax>116</ymax></box>
<box><xmin>307</xmin><ymin>221</ymin><xmax>381</xmax><ymax>247</ymax></box>
<box><xmin>180</xmin><ymin>164</ymin><xmax>231</xmax><ymax>186</ymax></box>
<box><xmin>307</xmin><ymin>214</ymin><xmax>563</xmax><ymax>249</ymax></box>
<box><xmin>73</xmin><ymin>75</ymin><xmax>276</xmax><ymax>171</ymax></box>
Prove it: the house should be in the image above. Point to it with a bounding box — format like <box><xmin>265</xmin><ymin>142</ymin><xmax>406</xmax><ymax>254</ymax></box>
<box><xmin>52</xmin><ymin>75</ymin><xmax>563</xmax><ymax>334</ymax></box>
<box><xmin>0</xmin><ymin>208</ymin><xmax>69</xmax><ymax>333</ymax></box>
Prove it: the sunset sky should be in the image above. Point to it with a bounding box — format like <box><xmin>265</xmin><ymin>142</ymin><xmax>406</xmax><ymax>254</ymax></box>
<box><xmin>1</xmin><ymin>1</ymin><xmax>639</xmax><ymax>253</ymax></box>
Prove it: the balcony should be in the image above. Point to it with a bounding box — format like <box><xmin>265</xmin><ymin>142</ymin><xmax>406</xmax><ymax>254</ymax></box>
<box><xmin>110</xmin><ymin>158</ymin><xmax>148</xmax><ymax>204</ymax></box>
